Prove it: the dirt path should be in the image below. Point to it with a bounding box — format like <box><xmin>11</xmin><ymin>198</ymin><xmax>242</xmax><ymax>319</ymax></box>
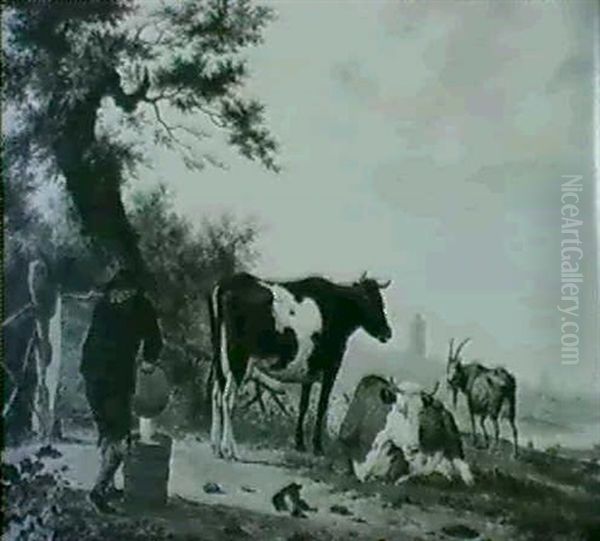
<box><xmin>5</xmin><ymin>436</ymin><xmax>514</xmax><ymax>540</ymax></box>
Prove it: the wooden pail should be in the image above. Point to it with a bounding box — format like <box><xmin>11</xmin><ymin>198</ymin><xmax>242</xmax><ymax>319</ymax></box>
<box><xmin>133</xmin><ymin>365</ymin><xmax>170</xmax><ymax>418</ymax></box>
<box><xmin>124</xmin><ymin>433</ymin><xmax>172</xmax><ymax>508</ymax></box>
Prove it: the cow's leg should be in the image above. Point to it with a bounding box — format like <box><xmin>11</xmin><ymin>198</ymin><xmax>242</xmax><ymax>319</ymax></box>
<box><xmin>295</xmin><ymin>383</ymin><xmax>313</xmax><ymax>452</ymax></box>
<box><xmin>345</xmin><ymin>457</ymin><xmax>355</xmax><ymax>477</ymax></box>
<box><xmin>220</xmin><ymin>371</ymin><xmax>239</xmax><ymax>460</ymax></box>
<box><xmin>210</xmin><ymin>380</ymin><xmax>223</xmax><ymax>457</ymax></box>
<box><xmin>479</xmin><ymin>416</ymin><xmax>489</xmax><ymax>448</ymax></box>
<box><xmin>491</xmin><ymin>416</ymin><xmax>500</xmax><ymax>450</ymax></box>
<box><xmin>312</xmin><ymin>371</ymin><xmax>337</xmax><ymax>455</ymax></box>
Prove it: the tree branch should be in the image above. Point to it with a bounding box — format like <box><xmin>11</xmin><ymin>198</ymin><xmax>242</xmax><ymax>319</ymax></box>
<box><xmin>147</xmin><ymin>100</ymin><xmax>225</xmax><ymax>170</ymax></box>
<box><xmin>3</xmin><ymin>329</ymin><xmax>36</xmax><ymax>418</ymax></box>
<box><xmin>111</xmin><ymin>68</ymin><xmax>151</xmax><ymax>113</ymax></box>
<box><xmin>61</xmin><ymin>291</ymin><xmax>103</xmax><ymax>301</ymax></box>
<box><xmin>149</xmin><ymin>101</ymin><xmax>209</xmax><ymax>142</ymax></box>
<box><xmin>195</xmin><ymin>103</ymin><xmax>227</xmax><ymax>129</ymax></box>
<box><xmin>239</xmin><ymin>376</ymin><xmax>291</xmax><ymax>418</ymax></box>
<box><xmin>2</xmin><ymin>303</ymin><xmax>33</xmax><ymax>328</ymax></box>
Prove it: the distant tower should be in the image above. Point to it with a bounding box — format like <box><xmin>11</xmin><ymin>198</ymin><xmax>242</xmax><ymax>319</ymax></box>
<box><xmin>410</xmin><ymin>314</ymin><xmax>427</xmax><ymax>358</ymax></box>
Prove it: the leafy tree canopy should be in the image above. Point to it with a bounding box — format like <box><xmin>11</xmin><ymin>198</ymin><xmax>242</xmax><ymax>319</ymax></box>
<box><xmin>129</xmin><ymin>184</ymin><xmax>258</xmax><ymax>349</ymax></box>
<box><xmin>3</xmin><ymin>0</ymin><xmax>278</xmax><ymax>276</ymax></box>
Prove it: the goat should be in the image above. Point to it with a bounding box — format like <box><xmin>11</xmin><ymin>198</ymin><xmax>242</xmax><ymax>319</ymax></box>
<box><xmin>446</xmin><ymin>338</ymin><xmax>518</xmax><ymax>457</ymax></box>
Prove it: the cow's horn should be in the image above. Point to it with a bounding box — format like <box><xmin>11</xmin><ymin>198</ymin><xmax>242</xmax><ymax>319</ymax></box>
<box><xmin>376</xmin><ymin>279</ymin><xmax>391</xmax><ymax>289</ymax></box>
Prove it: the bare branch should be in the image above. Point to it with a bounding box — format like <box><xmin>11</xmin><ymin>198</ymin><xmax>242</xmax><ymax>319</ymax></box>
<box><xmin>151</xmin><ymin>102</ymin><xmax>183</xmax><ymax>144</ymax></box>
<box><xmin>196</xmin><ymin>103</ymin><xmax>227</xmax><ymax>129</ymax></box>
<box><xmin>2</xmin><ymin>303</ymin><xmax>33</xmax><ymax>328</ymax></box>
<box><xmin>2</xmin><ymin>363</ymin><xmax>17</xmax><ymax>386</ymax></box>
<box><xmin>131</xmin><ymin>21</ymin><xmax>152</xmax><ymax>43</ymax></box>
<box><xmin>3</xmin><ymin>330</ymin><xmax>36</xmax><ymax>418</ymax></box>
<box><xmin>148</xmin><ymin>101</ymin><xmax>226</xmax><ymax>171</ymax></box>
<box><xmin>61</xmin><ymin>291</ymin><xmax>103</xmax><ymax>301</ymax></box>
<box><xmin>144</xmin><ymin>88</ymin><xmax>183</xmax><ymax>104</ymax></box>
<box><xmin>239</xmin><ymin>376</ymin><xmax>291</xmax><ymax>417</ymax></box>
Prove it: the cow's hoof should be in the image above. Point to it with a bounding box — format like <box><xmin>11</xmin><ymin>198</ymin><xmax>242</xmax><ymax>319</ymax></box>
<box><xmin>221</xmin><ymin>445</ymin><xmax>238</xmax><ymax>461</ymax></box>
<box><xmin>222</xmin><ymin>450</ymin><xmax>237</xmax><ymax>461</ymax></box>
<box><xmin>211</xmin><ymin>443</ymin><xmax>224</xmax><ymax>458</ymax></box>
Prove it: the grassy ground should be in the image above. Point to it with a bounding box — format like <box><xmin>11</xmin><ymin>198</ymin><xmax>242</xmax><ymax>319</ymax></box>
<box><xmin>5</xmin><ymin>402</ymin><xmax>599</xmax><ymax>541</ymax></box>
<box><xmin>163</xmin><ymin>390</ymin><xmax>600</xmax><ymax>540</ymax></box>
<box><xmin>276</xmin><ymin>437</ymin><xmax>600</xmax><ymax>541</ymax></box>
<box><xmin>53</xmin><ymin>489</ymin><xmax>387</xmax><ymax>541</ymax></box>
<box><xmin>2</xmin><ymin>445</ymin><xmax>392</xmax><ymax>541</ymax></box>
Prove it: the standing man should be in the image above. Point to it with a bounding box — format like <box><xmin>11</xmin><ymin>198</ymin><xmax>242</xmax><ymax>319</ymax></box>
<box><xmin>80</xmin><ymin>267</ymin><xmax>163</xmax><ymax>513</ymax></box>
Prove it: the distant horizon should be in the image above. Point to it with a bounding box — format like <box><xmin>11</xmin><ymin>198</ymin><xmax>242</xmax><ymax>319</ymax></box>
<box><xmin>338</xmin><ymin>318</ymin><xmax>600</xmax><ymax>403</ymax></box>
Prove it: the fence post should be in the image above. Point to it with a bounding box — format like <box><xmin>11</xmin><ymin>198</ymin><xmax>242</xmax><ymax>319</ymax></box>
<box><xmin>29</xmin><ymin>259</ymin><xmax>61</xmax><ymax>442</ymax></box>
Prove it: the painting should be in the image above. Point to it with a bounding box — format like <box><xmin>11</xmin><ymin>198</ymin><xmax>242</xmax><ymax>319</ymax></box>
<box><xmin>3</xmin><ymin>1</ymin><xmax>599</xmax><ymax>539</ymax></box>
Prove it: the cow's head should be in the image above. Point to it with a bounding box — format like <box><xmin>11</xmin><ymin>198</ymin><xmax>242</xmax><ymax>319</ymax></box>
<box><xmin>349</xmin><ymin>376</ymin><xmax>472</xmax><ymax>484</ymax></box>
<box><xmin>446</xmin><ymin>338</ymin><xmax>470</xmax><ymax>408</ymax></box>
<box><xmin>378</xmin><ymin>381</ymin><xmax>422</xmax><ymax>452</ymax></box>
<box><xmin>354</xmin><ymin>272</ymin><xmax>392</xmax><ymax>343</ymax></box>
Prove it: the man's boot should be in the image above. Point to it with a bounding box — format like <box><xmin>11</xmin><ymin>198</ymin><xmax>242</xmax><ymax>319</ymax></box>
<box><xmin>88</xmin><ymin>487</ymin><xmax>117</xmax><ymax>514</ymax></box>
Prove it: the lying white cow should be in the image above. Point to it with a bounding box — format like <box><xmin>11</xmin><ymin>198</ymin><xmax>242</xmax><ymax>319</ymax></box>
<box><xmin>338</xmin><ymin>375</ymin><xmax>473</xmax><ymax>485</ymax></box>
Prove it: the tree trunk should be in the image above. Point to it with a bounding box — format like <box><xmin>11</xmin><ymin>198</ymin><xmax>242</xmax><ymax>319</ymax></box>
<box><xmin>52</xmin><ymin>90</ymin><xmax>146</xmax><ymax>278</ymax></box>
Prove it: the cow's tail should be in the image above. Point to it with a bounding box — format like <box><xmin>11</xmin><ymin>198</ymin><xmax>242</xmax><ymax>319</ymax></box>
<box><xmin>206</xmin><ymin>284</ymin><xmax>223</xmax><ymax>401</ymax></box>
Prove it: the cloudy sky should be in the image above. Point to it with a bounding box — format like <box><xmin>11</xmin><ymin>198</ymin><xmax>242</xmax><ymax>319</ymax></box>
<box><xmin>134</xmin><ymin>0</ymin><xmax>598</xmax><ymax>395</ymax></box>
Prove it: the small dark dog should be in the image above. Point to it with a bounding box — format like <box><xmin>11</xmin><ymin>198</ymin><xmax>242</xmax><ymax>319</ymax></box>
<box><xmin>272</xmin><ymin>482</ymin><xmax>317</xmax><ymax>518</ymax></box>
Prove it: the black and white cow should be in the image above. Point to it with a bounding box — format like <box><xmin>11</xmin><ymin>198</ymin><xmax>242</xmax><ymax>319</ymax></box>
<box><xmin>208</xmin><ymin>272</ymin><xmax>392</xmax><ymax>459</ymax></box>
<box><xmin>339</xmin><ymin>375</ymin><xmax>473</xmax><ymax>484</ymax></box>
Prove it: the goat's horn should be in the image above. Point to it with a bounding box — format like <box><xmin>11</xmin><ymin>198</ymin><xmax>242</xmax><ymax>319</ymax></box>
<box><xmin>455</xmin><ymin>337</ymin><xmax>471</xmax><ymax>358</ymax></box>
<box><xmin>430</xmin><ymin>380</ymin><xmax>440</xmax><ymax>396</ymax></box>
<box><xmin>360</xmin><ymin>271</ymin><xmax>368</xmax><ymax>281</ymax></box>
<box><xmin>376</xmin><ymin>279</ymin><xmax>391</xmax><ymax>289</ymax></box>
<box><xmin>449</xmin><ymin>338</ymin><xmax>455</xmax><ymax>358</ymax></box>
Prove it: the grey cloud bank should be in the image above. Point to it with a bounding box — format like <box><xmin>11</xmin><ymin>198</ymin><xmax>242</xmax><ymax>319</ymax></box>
<box><xmin>133</xmin><ymin>0</ymin><xmax>597</xmax><ymax>397</ymax></box>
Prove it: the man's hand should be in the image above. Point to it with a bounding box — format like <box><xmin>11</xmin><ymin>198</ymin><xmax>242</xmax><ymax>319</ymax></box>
<box><xmin>140</xmin><ymin>361</ymin><xmax>156</xmax><ymax>374</ymax></box>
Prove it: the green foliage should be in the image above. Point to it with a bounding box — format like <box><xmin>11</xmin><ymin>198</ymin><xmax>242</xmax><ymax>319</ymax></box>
<box><xmin>127</xmin><ymin>185</ymin><xmax>259</xmax><ymax>423</ymax></box>
<box><xmin>129</xmin><ymin>184</ymin><xmax>258</xmax><ymax>346</ymax></box>
<box><xmin>2</xmin><ymin>446</ymin><xmax>171</xmax><ymax>540</ymax></box>
<box><xmin>3</xmin><ymin>0</ymin><xmax>279</xmax><ymax>175</ymax></box>
<box><xmin>3</xmin><ymin>447</ymin><xmax>68</xmax><ymax>540</ymax></box>
<box><xmin>2</xmin><ymin>157</ymin><xmax>97</xmax><ymax>290</ymax></box>
<box><xmin>3</xmin><ymin>0</ymin><xmax>278</xmax><ymax>270</ymax></box>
